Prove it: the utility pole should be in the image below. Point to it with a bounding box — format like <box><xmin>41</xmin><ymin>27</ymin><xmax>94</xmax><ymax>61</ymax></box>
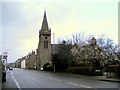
<box><xmin>53</xmin><ymin>33</ymin><xmax>56</xmax><ymax>73</ymax></box>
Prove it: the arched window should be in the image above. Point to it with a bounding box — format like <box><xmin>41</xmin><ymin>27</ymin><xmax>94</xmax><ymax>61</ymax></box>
<box><xmin>44</xmin><ymin>41</ymin><xmax>48</xmax><ymax>48</ymax></box>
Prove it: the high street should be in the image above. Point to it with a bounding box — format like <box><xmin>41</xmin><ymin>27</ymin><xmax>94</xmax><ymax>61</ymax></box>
<box><xmin>2</xmin><ymin>68</ymin><xmax>119</xmax><ymax>89</ymax></box>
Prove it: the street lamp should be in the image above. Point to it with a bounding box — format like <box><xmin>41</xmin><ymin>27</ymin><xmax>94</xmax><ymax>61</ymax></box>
<box><xmin>53</xmin><ymin>33</ymin><xmax>56</xmax><ymax>73</ymax></box>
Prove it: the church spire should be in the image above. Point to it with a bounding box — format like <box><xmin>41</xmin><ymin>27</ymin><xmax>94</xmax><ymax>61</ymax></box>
<box><xmin>41</xmin><ymin>10</ymin><xmax>49</xmax><ymax>31</ymax></box>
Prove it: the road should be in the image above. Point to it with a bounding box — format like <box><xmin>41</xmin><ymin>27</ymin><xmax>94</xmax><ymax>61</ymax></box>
<box><xmin>3</xmin><ymin>68</ymin><xmax>119</xmax><ymax>89</ymax></box>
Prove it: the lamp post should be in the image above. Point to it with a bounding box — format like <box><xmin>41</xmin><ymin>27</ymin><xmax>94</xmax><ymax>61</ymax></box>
<box><xmin>53</xmin><ymin>33</ymin><xmax>56</xmax><ymax>73</ymax></box>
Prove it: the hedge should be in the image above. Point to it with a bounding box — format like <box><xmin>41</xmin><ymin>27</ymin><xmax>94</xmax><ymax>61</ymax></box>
<box><xmin>107</xmin><ymin>64</ymin><xmax>120</xmax><ymax>77</ymax></box>
<box><xmin>66</xmin><ymin>67</ymin><xmax>93</xmax><ymax>75</ymax></box>
<box><xmin>45</xmin><ymin>64</ymin><xmax>54</xmax><ymax>71</ymax></box>
<box><xmin>73</xmin><ymin>62</ymin><xmax>92</xmax><ymax>67</ymax></box>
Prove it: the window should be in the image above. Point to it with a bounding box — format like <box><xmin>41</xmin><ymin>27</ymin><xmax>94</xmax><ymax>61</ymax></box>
<box><xmin>44</xmin><ymin>41</ymin><xmax>48</xmax><ymax>48</ymax></box>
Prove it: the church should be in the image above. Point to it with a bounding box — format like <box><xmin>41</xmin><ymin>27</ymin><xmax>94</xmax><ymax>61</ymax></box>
<box><xmin>36</xmin><ymin>10</ymin><xmax>52</xmax><ymax>70</ymax></box>
<box><xmin>15</xmin><ymin>11</ymin><xmax>53</xmax><ymax>70</ymax></box>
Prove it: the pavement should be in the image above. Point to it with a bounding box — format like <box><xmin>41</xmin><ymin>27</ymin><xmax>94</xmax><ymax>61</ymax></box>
<box><xmin>2</xmin><ymin>69</ymin><xmax>120</xmax><ymax>89</ymax></box>
<box><xmin>71</xmin><ymin>74</ymin><xmax>120</xmax><ymax>83</ymax></box>
<box><xmin>55</xmin><ymin>72</ymin><xmax>120</xmax><ymax>83</ymax></box>
<box><xmin>98</xmin><ymin>77</ymin><xmax>120</xmax><ymax>83</ymax></box>
<box><xmin>2</xmin><ymin>70</ymin><xmax>18</xmax><ymax>89</ymax></box>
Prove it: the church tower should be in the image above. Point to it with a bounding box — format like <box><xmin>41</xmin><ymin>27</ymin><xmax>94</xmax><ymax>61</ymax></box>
<box><xmin>37</xmin><ymin>11</ymin><xmax>51</xmax><ymax>70</ymax></box>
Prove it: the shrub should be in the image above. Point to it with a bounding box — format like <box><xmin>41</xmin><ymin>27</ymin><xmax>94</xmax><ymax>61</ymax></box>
<box><xmin>43</xmin><ymin>63</ymin><xmax>50</xmax><ymax>71</ymax></box>
<box><xmin>107</xmin><ymin>64</ymin><xmax>120</xmax><ymax>77</ymax></box>
<box><xmin>46</xmin><ymin>64</ymin><xmax>54</xmax><ymax>71</ymax></box>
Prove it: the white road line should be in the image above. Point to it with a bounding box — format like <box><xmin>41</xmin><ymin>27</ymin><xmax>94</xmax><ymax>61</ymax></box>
<box><xmin>67</xmin><ymin>82</ymin><xmax>92</xmax><ymax>88</ymax></box>
<box><xmin>48</xmin><ymin>77</ymin><xmax>61</xmax><ymax>82</ymax></box>
<box><xmin>10</xmin><ymin>71</ymin><xmax>21</xmax><ymax>90</ymax></box>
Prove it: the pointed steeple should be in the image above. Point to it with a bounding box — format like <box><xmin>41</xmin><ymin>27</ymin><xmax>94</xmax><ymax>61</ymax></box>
<box><xmin>39</xmin><ymin>10</ymin><xmax>51</xmax><ymax>35</ymax></box>
<box><xmin>41</xmin><ymin>10</ymin><xmax>49</xmax><ymax>31</ymax></box>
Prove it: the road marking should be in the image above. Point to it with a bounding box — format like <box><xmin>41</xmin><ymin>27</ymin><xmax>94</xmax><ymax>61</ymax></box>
<box><xmin>67</xmin><ymin>82</ymin><xmax>92</xmax><ymax>88</ymax></box>
<box><xmin>10</xmin><ymin>71</ymin><xmax>21</xmax><ymax>90</ymax></box>
<box><xmin>49</xmin><ymin>77</ymin><xmax>61</xmax><ymax>82</ymax></box>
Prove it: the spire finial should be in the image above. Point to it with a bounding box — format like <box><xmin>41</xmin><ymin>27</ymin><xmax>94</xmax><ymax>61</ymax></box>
<box><xmin>44</xmin><ymin>7</ymin><xmax>46</xmax><ymax>13</ymax></box>
<box><xmin>43</xmin><ymin>7</ymin><xmax>47</xmax><ymax>19</ymax></box>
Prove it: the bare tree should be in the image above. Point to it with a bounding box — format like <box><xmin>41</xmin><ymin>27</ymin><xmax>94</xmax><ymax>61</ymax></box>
<box><xmin>72</xmin><ymin>33</ymin><xmax>86</xmax><ymax>45</ymax></box>
<box><xmin>109</xmin><ymin>44</ymin><xmax>120</xmax><ymax>60</ymax></box>
<box><xmin>96</xmin><ymin>35</ymin><xmax>120</xmax><ymax>66</ymax></box>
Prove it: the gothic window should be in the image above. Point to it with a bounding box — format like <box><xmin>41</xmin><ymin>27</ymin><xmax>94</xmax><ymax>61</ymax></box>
<box><xmin>44</xmin><ymin>41</ymin><xmax>48</xmax><ymax>48</ymax></box>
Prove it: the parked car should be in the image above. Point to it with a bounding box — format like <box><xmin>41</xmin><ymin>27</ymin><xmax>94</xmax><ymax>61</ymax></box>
<box><xmin>0</xmin><ymin>59</ymin><xmax>6</xmax><ymax>82</ymax></box>
<box><xmin>9</xmin><ymin>67</ymin><xmax>13</xmax><ymax>70</ymax></box>
<box><xmin>2</xmin><ymin>64</ymin><xmax>6</xmax><ymax>82</ymax></box>
<box><xmin>2</xmin><ymin>70</ymin><xmax>6</xmax><ymax>82</ymax></box>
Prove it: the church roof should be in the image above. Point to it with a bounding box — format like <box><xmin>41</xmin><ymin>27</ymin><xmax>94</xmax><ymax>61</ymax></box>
<box><xmin>39</xmin><ymin>10</ymin><xmax>51</xmax><ymax>35</ymax></box>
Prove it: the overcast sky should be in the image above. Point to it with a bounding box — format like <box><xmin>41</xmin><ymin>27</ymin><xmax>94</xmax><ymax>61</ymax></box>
<box><xmin>0</xmin><ymin>0</ymin><xmax>119</xmax><ymax>63</ymax></box>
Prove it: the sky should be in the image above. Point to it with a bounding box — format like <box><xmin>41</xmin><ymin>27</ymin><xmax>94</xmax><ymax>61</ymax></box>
<box><xmin>0</xmin><ymin>0</ymin><xmax>119</xmax><ymax>63</ymax></box>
